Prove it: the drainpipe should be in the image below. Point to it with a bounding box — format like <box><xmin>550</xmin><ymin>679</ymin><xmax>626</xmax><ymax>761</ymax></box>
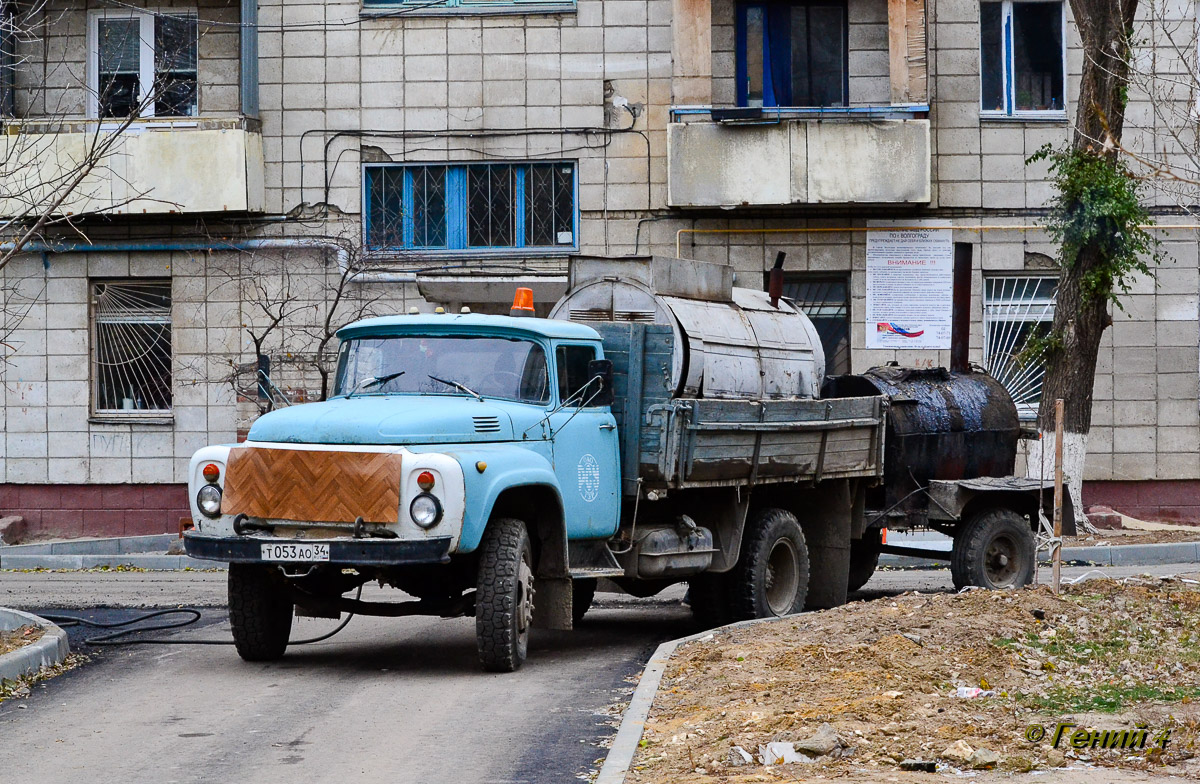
<box><xmin>0</xmin><ymin>238</ymin><xmax>418</xmax><ymax>283</ymax></box>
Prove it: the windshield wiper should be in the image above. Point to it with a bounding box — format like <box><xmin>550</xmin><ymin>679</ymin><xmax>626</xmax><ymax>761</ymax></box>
<box><xmin>428</xmin><ymin>374</ymin><xmax>483</xmax><ymax>401</ymax></box>
<box><xmin>346</xmin><ymin>371</ymin><xmax>405</xmax><ymax>399</ymax></box>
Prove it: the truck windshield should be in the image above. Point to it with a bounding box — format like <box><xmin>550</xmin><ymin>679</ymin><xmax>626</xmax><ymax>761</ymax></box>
<box><xmin>333</xmin><ymin>335</ymin><xmax>551</xmax><ymax>403</ymax></box>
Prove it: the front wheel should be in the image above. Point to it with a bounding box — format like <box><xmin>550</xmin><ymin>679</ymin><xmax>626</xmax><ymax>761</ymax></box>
<box><xmin>951</xmin><ymin>507</ymin><xmax>1035</xmax><ymax>590</ymax></box>
<box><xmin>228</xmin><ymin>563</ymin><xmax>294</xmax><ymax>661</ymax></box>
<box><xmin>730</xmin><ymin>508</ymin><xmax>810</xmax><ymax>621</ymax></box>
<box><xmin>476</xmin><ymin>518</ymin><xmax>535</xmax><ymax>672</ymax></box>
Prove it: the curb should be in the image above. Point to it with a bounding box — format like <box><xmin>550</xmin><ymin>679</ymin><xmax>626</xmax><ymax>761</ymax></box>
<box><xmin>0</xmin><ymin>607</ymin><xmax>71</xmax><ymax>684</ymax></box>
<box><xmin>0</xmin><ymin>553</ymin><xmax>222</xmax><ymax>570</ymax></box>
<box><xmin>596</xmin><ymin>615</ymin><xmax>782</xmax><ymax>784</ymax></box>
<box><xmin>879</xmin><ymin>541</ymin><xmax>1200</xmax><ymax>569</ymax></box>
<box><xmin>0</xmin><ymin>534</ymin><xmax>176</xmax><ymax>556</ymax></box>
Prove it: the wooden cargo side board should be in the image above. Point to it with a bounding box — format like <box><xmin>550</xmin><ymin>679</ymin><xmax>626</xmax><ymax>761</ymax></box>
<box><xmin>221</xmin><ymin>447</ymin><xmax>403</xmax><ymax>524</ymax></box>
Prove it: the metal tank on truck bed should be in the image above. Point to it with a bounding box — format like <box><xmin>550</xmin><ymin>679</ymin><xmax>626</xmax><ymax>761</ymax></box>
<box><xmin>551</xmin><ymin>255</ymin><xmax>886</xmax><ymax>614</ymax></box>
<box><xmin>550</xmin><ymin>255</ymin><xmax>825</xmax><ymax>400</ymax></box>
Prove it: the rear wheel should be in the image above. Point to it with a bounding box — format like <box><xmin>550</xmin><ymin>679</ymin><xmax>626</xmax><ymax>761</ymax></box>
<box><xmin>951</xmin><ymin>507</ymin><xmax>1035</xmax><ymax>590</ymax></box>
<box><xmin>848</xmin><ymin>527</ymin><xmax>883</xmax><ymax>592</ymax></box>
<box><xmin>476</xmin><ymin>517</ymin><xmax>535</xmax><ymax>672</ymax></box>
<box><xmin>730</xmin><ymin>508</ymin><xmax>810</xmax><ymax>621</ymax></box>
<box><xmin>228</xmin><ymin>563</ymin><xmax>294</xmax><ymax>662</ymax></box>
<box><xmin>572</xmin><ymin>578</ymin><xmax>597</xmax><ymax>625</ymax></box>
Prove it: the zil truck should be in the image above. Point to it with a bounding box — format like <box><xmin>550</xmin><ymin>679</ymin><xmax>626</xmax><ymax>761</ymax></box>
<box><xmin>184</xmin><ymin>256</ymin><xmax>1063</xmax><ymax>672</ymax></box>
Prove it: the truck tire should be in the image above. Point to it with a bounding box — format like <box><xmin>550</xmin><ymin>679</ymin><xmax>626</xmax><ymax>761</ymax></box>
<box><xmin>951</xmin><ymin>507</ymin><xmax>1035</xmax><ymax>590</ymax></box>
<box><xmin>688</xmin><ymin>572</ymin><xmax>731</xmax><ymax>628</ymax></box>
<box><xmin>228</xmin><ymin>563</ymin><xmax>293</xmax><ymax>662</ymax></box>
<box><xmin>848</xmin><ymin>527</ymin><xmax>883</xmax><ymax>593</ymax></box>
<box><xmin>476</xmin><ymin>517</ymin><xmax>535</xmax><ymax>672</ymax></box>
<box><xmin>730</xmin><ymin>508</ymin><xmax>810</xmax><ymax>621</ymax></box>
<box><xmin>572</xmin><ymin>578</ymin><xmax>597</xmax><ymax>625</ymax></box>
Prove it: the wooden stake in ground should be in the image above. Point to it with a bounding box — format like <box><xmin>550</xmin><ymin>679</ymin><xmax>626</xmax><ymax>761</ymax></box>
<box><xmin>1053</xmin><ymin>398</ymin><xmax>1064</xmax><ymax>594</ymax></box>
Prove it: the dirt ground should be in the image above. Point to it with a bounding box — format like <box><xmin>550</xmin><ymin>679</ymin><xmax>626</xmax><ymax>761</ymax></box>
<box><xmin>629</xmin><ymin>577</ymin><xmax>1200</xmax><ymax>783</ymax></box>
<box><xmin>1067</xmin><ymin>530</ymin><xmax>1200</xmax><ymax>547</ymax></box>
<box><xmin>0</xmin><ymin>624</ymin><xmax>42</xmax><ymax>658</ymax></box>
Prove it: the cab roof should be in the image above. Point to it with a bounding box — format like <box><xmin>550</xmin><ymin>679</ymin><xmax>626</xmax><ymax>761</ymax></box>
<box><xmin>336</xmin><ymin>312</ymin><xmax>602</xmax><ymax>342</ymax></box>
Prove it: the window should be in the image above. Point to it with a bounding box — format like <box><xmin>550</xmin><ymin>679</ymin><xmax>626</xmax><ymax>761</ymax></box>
<box><xmin>983</xmin><ymin>276</ymin><xmax>1057</xmax><ymax>417</ymax></box>
<box><xmin>980</xmin><ymin>1</ymin><xmax>1065</xmax><ymax>117</ymax></box>
<box><xmin>364</xmin><ymin>0</ymin><xmax>574</xmax><ymax>11</ymax></box>
<box><xmin>334</xmin><ymin>335</ymin><xmax>550</xmax><ymax>403</ymax></box>
<box><xmin>89</xmin><ymin>11</ymin><xmax>198</xmax><ymax>118</ymax></box>
<box><xmin>556</xmin><ymin>344</ymin><xmax>598</xmax><ymax>404</ymax></box>
<box><xmin>736</xmin><ymin>0</ymin><xmax>847</xmax><ymax>108</ymax></box>
<box><xmin>779</xmin><ymin>275</ymin><xmax>850</xmax><ymax>376</ymax></box>
<box><xmin>365</xmin><ymin>162</ymin><xmax>577</xmax><ymax>253</ymax></box>
<box><xmin>91</xmin><ymin>281</ymin><xmax>173</xmax><ymax>416</ymax></box>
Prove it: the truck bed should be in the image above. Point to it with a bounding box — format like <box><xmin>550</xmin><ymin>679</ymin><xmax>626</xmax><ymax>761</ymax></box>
<box><xmin>593</xmin><ymin>322</ymin><xmax>886</xmax><ymax>495</ymax></box>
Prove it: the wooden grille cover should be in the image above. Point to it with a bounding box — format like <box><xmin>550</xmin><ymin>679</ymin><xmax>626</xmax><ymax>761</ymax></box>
<box><xmin>221</xmin><ymin>447</ymin><xmax>403</xmax><ymax>524</ymax></box>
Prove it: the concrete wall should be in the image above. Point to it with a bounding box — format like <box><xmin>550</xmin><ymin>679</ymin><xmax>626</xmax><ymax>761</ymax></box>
<box><xmin>4</xmin><ymin>0</ymin><xmax>1200</xmax><ymax>537</ymax></box>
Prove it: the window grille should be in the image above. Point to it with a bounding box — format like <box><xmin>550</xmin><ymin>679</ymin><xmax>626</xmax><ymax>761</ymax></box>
<box><xmin>364</xmin><ymin>161</ymin><xmax>578</xmax><ymax>253</ymax></box>
<box><xmin>983</xmin><ymin>276</ymin><xmax>1057</xmax><ymax>416</ymax></box>
<box><xmin>780</xmin><ymin>275</ymin><xmax>850</xmax><ymax>376</ymax></box>
<box><xmin>91</xmin><ymin>281</ymin><xmax>173</xmax><ymax>415</ymax></box>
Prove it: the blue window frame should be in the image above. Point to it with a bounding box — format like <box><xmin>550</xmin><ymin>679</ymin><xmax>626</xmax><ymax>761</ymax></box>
<box><xmin>979</xmin><ymin>0</ymin><xmax>1065</xmax><ymax>117</ymax></box>
<box><xmin>735</xmin><ymin>0</ymin><xmax>848</xmax><ymax>108</ymax></box>
<box><xmin>364</xmin><ymin>161</ymin><xmax>578</xmax><ymax>253</ymax></box>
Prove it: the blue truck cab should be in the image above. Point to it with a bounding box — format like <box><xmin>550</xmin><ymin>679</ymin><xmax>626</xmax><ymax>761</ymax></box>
<box><xmin>185</xmin><ymin>312</ymin><xmax>625</xmax><ymax>670</ymax></box>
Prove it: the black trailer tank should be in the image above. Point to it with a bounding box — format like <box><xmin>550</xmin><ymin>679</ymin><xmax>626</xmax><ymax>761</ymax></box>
<box><xmin>823</xmin><ymin>366</ymin><xmax>1020</xmax><ymax>511</ymax></box>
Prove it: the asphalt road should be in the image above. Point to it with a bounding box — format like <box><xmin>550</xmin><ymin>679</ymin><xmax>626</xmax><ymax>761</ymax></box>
<box><xmin>1</xmin><ymin>562</ymin><xmax>1198</xmax><ymax>784</ymax></box>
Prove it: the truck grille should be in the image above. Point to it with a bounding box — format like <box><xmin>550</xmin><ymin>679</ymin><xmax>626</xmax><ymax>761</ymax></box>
<box><xmin>473</xmin><ymin>416</ymin><xmax>501</xmax><ymax>433</ymax></box>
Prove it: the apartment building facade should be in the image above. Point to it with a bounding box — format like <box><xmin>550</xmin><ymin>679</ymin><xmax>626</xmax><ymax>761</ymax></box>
<box><xmin>0</xmin><ymin>0</ymin><xmax>1197</xmax><ymax>537</ymax></box>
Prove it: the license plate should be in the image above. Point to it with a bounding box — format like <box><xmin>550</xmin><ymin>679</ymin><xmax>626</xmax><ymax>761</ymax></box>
<box><xmin>260</xmin><ymin>543</ymin><xmax>330</xmax><ymax>562</ymax></box>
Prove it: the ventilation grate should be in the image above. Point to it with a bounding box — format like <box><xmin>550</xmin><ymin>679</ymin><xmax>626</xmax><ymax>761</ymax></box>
<box><xmin>473</xmin><ymin>416</ymin><xmax>501</xmax><ymax>433</ymax></box>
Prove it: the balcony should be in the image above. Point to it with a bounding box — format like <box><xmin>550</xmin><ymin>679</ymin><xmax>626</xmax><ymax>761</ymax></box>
<box><xmin>666</xmin><ymin>111</ymin><xmax>931</xmax><ymax>207</ymax></box>
<box><xmin>0</xmin><ymin>118</ymin><xmax>265</xmax><ymax>217</ymax></box>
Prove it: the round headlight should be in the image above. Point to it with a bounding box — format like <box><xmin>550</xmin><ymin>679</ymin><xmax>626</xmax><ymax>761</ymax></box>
<box><xmin>409</xmin><ymin>493</ymin><xmax>443</xmax><ymax>529</ymax></box>
<box><xmin>197</xmin><ymin>484</ymin><xmax>223</xmax><ymax>518</ymax></box>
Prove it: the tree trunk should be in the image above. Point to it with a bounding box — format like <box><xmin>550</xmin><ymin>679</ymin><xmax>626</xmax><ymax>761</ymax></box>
<box><xmin>1032</xmin><ymin>0</ymin><xmax>1139</xmax><ymax>523</ymax></box>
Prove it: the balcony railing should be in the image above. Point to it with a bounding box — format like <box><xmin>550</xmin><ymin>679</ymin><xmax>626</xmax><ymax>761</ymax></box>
<box><xmin>666</xmin><ymin>107</ymin><xmax>931</xmax><ymax>207</ymax></box>
<box><xmin>0</xmin><ymin>117</ymin><xmax>264</xmax><ymax>217</ymax></box>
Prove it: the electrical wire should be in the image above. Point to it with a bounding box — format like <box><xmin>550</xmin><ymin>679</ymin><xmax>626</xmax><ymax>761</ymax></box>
<box><xmin>41</xmin><ymin>586</ymin><xmax>362</xmax><ymax>647</ymax></box>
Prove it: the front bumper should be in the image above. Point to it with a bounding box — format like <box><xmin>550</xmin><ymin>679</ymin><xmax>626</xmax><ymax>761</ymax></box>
<box><xmin>183</xmin><ymin>532</ymin><xmax>453</xmax><ymax>566</ymax></box>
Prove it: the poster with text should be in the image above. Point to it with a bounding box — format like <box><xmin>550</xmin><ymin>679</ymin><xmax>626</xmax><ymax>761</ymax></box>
<box><xmin>865</xmin><ymin>223</ymin><xmax>953</xmax><ymax>350</ymax></box>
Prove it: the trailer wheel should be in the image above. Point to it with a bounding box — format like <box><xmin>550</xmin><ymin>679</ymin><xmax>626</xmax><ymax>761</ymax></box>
<box><xmin>476</xmin><ymin>517</ymin><xmax>535</xmax><ymax>672</ymax></box>
<box><xmin>731</xmin><ymin>508</ymin><xmax>810</xmax><ymax>620</ymax></box>
<box><xmin>951</xmin><ymin>508</ymin><xmax>1035</xmax><ymax>590</ymax></box>
<box><xmin>572</xmin><ymin>578</ymin><xmax>597</xmax><ymax>625</ymax></box>
<box><xmin>228</xmin><ymin>563</ymin><xmax>294</xmax><ymax>662</ymax></box>
<box><xmin>848</xmin><ymin>527</ymin><xmax>883</xmax><ymax>593</ymax></box>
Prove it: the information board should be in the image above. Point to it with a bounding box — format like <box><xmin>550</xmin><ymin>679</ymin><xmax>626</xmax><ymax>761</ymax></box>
<box><xmin>865</xmin><ymin>223</ymin><xmax>953</xmax><ymax>350</ymax></box>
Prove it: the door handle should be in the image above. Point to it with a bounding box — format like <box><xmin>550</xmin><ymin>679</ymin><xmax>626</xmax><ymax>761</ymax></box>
<box><xmin>599</xmin><ymin>423</ymin><xmax>616</xmax><ymax>431</ymax></box>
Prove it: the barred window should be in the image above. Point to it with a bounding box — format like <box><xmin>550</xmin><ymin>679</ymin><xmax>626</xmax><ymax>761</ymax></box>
<box><xmin>780</xmin><ymin>275</ymin><xmax>850</xmax><ymax>376</ymax></box>
<box><xmin>91</xmin><ymin>281</ymin><xmax>173</xmax><ymax>416</ymax></box>
<box><xmin>983</xmin><ymin>276</ymin><xmax>1057</xmax><ymax>417</ymax></box>
<box><xmin>364</xmin><ymin>162</ymin><xmax>577</xmax><ymax>252</ymax></box>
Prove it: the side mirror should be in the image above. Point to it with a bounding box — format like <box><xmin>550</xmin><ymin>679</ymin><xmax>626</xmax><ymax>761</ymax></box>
<box><xmin>587</xmin><ymin>359</ymin><xmax>615</xmax><ymax>407</ymax></box>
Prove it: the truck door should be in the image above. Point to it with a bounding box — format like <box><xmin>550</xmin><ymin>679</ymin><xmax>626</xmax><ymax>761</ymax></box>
<box><xmin>548</xmin><ymin>343</ymin><xmax>621</xmax><ymax>539</ymax></box>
